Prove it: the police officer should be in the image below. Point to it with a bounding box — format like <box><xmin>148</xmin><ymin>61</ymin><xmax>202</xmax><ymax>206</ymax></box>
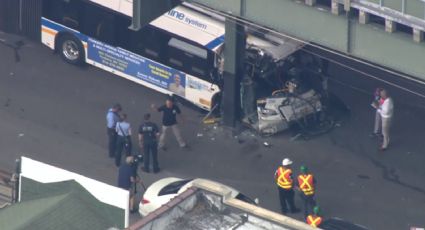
<box><xmin>106</xmin><ymin>103</ymin><xmax>121</xmax><ymax>158</ymax></box>
<box><xmin>297</xmin><ymin>165</ymin><xmax>317</xmax><ymax>218</ymax></box>
<box><xmin>115</xmin><ymin>114</ymin><xmax>132</xmax><ymax>167</ymax></box>
<box><xmin>275</xmin><ymin>158</ymin><xmax>299</xmax><ymax>214</ymax></box>
<box><xmin>138</xmin><ymin>113</ymin><xmax>160</xmax><ymax>173</ymax></box>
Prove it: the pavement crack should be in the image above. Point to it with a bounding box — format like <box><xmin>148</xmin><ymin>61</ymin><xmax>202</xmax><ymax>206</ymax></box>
<box><xmin>0</xmin><ymin>39</ymin><xmax>24</xmax><ymax>62</ymax></box>
<box><xmin>370</xmin><ymin>158</ymin><xmax>425</xmax><ymax>195</ymax></box>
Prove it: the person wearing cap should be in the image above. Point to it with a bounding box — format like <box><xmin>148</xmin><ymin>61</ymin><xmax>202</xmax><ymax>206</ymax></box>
<box><xmin>274</xmin><ymin>158</ymin><xmax>299</xmax><ymax>214</ymax></box>
<box><xmin>297</xmin><ymin>165</ymin><xmax>317</xmax><ymax>218</ymax></box>
<box><xmin>106</xmin><ymin>103</ymin><xmax>122</xmax><ymax>158</ymax></box>
<box><xmin>306</xmin><ymin>206</ymin><xmax>323</xmax><ymax>228</ymax></box>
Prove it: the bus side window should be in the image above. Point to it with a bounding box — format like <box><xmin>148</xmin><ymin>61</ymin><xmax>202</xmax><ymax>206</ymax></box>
<box><xmin>166</xmin><ymin>38</ymin><xmax>211</xmax><ymax>80</ymax></box>
<box><xmin>130</xmin><ymin>26</ymin><xmax>168</xmax><ymax>63</ymax></box>
<box><xmin>43</xmin><ymin>0</ymin><xmax>80</xmax><ymax>30</ymax></box>
<box><xmin>61</xmin><ymin>0</ymin><xmax>80</xmax><ymax>30</ymax></box>
<box><xmin>81</xmin><ymin>3</ymin><xmax>115</xmax><ymax>45</ymax></box>
<box><xmin>42</xmin><ymin>0</ymin><xmax>63</xmax><ymax>22</ymax></box>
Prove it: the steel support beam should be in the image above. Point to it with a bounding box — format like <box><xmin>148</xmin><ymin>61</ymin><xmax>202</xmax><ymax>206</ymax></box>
<box><xmin>130</xmin><ymin>0</ymin><xmax>180</xmax><ymax>30</ymax></box>
<box><xmin>222</xmin><ymin>18</ymin><xmax>246</xmax><ymax>127</ymax></box>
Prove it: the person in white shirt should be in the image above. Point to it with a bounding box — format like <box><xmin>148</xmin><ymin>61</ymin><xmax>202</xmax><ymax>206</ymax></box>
<box><xmin>372</xmin><ymin>89</ymin><xmax>394</xmax><ymax>150</ymax></box>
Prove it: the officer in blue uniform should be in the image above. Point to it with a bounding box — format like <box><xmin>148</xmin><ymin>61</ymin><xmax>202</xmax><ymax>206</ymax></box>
<box><xmin>106</xmin><ymin>103</ymin><xmax>121</xmax><ymax>158</ymax></box>
<box><xmin>115</xmin><ymin>113</ymin><xmax>132</xmax><ymax>167</ymax></box>
<box><xmin>138</xmin><ymin>113</ymin><xmax>160</xmax><ymax>173</ymax></box>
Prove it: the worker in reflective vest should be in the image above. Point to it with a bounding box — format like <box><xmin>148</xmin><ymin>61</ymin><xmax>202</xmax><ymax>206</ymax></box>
<box><xmin>274</xmin><ymin>158</ymin><xmax>299</xmax><ymax>214</ymax></box>
<box><xmin>306</xmin><ymin>206</ymin><xmax>323</xmax><ymax>228</ymax></box>
<box><xmin>297</xmin><ymin>165</ymin><xmax>317</xmax><ymax>218</ymax></box>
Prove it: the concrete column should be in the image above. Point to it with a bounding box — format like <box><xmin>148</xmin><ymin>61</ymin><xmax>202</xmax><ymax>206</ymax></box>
<box><xmin>344</xmin><ymin>0</ymin><xmax>351</xmax><ymax>12</ymax></box>
<box><xmin>331</xmin><ymin>0</ymin><xmax>342</xmax><ymax>15</ymax></box>
<box><xmin>385</xmin><ymin>19</ymin><xmax>396</xmax><ymax>33</ymax></box>
<box><xmin>359</xmin><ymin>10</ymin><xmax>369</xmax><ymax>24</ymax></box>
<box><xmin>222</xmin><ymin>18</ymin><xmax>245</xmax><ymax>127</ymax></box>
<box><xmin>305</xmin><ymin>0</ymin><xmax>316</xmax><ymax>6</ymax></box>
<box><xmin>413</xmin><ymin>28</ymin><xmax>424</xmax><ymax>43</ymax></box>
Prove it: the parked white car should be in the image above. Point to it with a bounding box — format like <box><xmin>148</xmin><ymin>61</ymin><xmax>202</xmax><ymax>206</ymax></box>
<box><xmin>138</xmin><ymin>177</ymin><xmax>257</xmax><ymax>216</ymax></box>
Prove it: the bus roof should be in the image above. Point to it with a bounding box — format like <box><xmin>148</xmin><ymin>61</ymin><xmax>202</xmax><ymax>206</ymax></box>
<box><xmin>88</xmin><ymin>0</ymin><xmax>303</xmax><ymax>58</ymax></box>
<box><xmin>150</xmin><ymin>5</ymin><xmax>226</xmax><ymax>51</ymax></box>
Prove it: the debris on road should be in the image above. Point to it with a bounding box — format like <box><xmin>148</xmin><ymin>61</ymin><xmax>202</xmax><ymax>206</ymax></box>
<box><xmin>290</xmin><ymin>133</ymin><xmax>302</xmax><ymax>142</ymax></box>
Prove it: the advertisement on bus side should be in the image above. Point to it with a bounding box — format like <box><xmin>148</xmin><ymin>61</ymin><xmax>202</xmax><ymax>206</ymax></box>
<box><xmin>87</xmin><ymin>38</ymin><xmax>186</xmax><ymax>97</ymax></box>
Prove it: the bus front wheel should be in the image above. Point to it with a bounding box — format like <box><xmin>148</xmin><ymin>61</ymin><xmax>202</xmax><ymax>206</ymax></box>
<box><xmin>58</xmin><ymin>34</ymin><xmax>84</xmax><ymax>65</ymax></box>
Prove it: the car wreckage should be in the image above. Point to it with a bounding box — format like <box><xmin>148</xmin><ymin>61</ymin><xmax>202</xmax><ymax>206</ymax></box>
<box><xmin>256</xmin><ymin>78</ymin><xmax>323</xmax><ymax>135</ymax></box>
<box><xmin>238</xmin><ymin>40</ymin><xmax>334</xmax><ymax>136</ymax></box>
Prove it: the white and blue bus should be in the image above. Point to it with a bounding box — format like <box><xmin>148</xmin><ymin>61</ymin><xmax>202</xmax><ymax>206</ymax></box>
<box><xmin>41</xmin><ymin>0</ymin><xmax>302</xmax><ymax>111</ymax></box>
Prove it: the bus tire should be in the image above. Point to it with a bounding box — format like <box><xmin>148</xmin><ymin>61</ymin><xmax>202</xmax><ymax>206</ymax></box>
<box><xmin>58</xmin><ymin>34</ymin><xmax>85</xmax><ymax>65</ymax></box>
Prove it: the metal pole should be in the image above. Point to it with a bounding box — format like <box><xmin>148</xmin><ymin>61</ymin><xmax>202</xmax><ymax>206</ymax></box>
<box><xmin>240</xmin><ymin>0</ymin><xmax>246</xmax><ymax>17</ymax></box>
<box><xmin>13</xmin><ymin>158</ymin><xmax>21</xmax><ymax>203</ymax></box>
<box><xmin>18</xmin><ymin>0</ymin><xmax>22</xmax><ymax>32</ymax></box>
<box><xmin>129</xmin><ymin>0</ymin><xmax>141</xmax><ymax>31</ymax></box>
<box><xmin>402</xmin><ymin>0</ymin><xmax>405</xmax><ymax>14</ymax></box>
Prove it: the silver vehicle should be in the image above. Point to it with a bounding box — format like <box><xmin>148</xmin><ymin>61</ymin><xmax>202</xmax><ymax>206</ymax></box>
<box><xmin>256</xmin><ymin>78</ymin><xmax>323</xmax><ymax>135</ymax></box>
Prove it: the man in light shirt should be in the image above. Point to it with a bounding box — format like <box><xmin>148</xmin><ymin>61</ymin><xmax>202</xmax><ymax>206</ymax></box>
<box><xmin>372</xmin><ymin>89</ymin><xmax>394</xmax><ymax>151</ymax></box>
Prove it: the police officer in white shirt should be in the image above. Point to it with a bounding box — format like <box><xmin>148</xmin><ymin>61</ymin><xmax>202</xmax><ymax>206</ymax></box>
<box><xmin>106</xmin><ymin>104</ymin><xmax>121</xmax><ymax>158</ymax></box>
<box><xmin>372</xmin><ymin>89</ymin><xmax>394</xmax><ymax>151</ymax></box>
<box><xmin>115</xmin><ymin>114</ymin><xmax>132</xmax><ymax>166</ymax></box>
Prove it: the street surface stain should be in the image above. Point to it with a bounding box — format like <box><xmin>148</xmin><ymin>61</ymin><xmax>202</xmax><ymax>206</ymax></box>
<box><xmin>357</xmin><ymin>174</ymin><xmax>371</xmax><ymax>180</ymax></box>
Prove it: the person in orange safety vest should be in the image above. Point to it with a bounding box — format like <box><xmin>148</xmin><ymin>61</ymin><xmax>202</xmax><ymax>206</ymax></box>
<box><xmin>297</xmin><ymin>165</ymin><xmax>317</xmax><ymax>218</ymax></box>
<box><xmin>306</xmin><ymin>206</ymin><xmax>323</xmax><ymax>228</ymax></box>
<box><xmin>275</xmin><ymin>158</ymin><xmax>299</xmax><ymax>214</ymax></box>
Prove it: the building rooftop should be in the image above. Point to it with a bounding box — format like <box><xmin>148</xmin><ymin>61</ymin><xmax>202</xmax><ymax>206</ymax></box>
<box><xmin>129</xmin><ymin>180</ymin><xmax>317</xmax><ymax>230</ymax></box>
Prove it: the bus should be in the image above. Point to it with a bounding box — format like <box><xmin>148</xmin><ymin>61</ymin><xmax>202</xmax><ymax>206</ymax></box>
<box><xmin>41</xmin><ymin>0</ymin><xmax>303</xmax><ymax>111</ymax></box>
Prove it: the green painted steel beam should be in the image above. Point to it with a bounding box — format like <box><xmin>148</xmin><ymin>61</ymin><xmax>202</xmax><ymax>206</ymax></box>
<box><xmin>130</xmin><ymin>0</ymin><xmax>180</xmax><ymax>30</ymax></box>
<box><xmin>352</xmin><ymin>23</ymin><xmax>425</xmax><ymax>79</ymax></box>
<box><xmin>187</xmin><ymin>0</ymin><xmax>425</xmax><ymax>82</ymax></box>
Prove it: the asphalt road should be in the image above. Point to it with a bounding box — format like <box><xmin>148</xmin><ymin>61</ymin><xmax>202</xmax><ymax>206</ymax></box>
<box><xmin>0</xmin><ymin>31</ymin><xmax>424</xmax><ymax>230</ymax></box>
